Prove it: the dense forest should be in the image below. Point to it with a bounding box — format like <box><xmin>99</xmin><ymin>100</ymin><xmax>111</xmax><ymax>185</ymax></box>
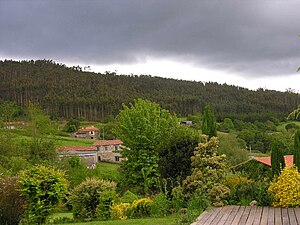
<box><xmin>1</xmin><ymin>59</ymin><xmax>299</xmax><ymax>121</ymax></box>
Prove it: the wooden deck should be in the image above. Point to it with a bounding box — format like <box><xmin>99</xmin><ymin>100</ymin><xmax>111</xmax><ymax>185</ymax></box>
<box><xmin>192</xmin><ymin>206</ymin><xmax>300</xmax><ymax>225</ymax></box>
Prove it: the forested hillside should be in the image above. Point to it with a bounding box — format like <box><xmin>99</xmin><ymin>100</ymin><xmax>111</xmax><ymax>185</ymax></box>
<box><xmin>1</xmin><ymin>59</ymin><xmax>299</xmax><ymax>121</ymax></box>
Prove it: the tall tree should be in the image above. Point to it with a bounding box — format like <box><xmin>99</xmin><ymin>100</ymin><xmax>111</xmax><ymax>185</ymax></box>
<box><xmin>0</xmin><ymin>101</ymin><xmax>20</xmax><ymax>122</ymax></box>
<box><xmin>271</xmin><ymin>138</ymin><xmax>286</xmax><ymax>176</ymax></box>
<box><xmin>114</xmin><ymin>99</ymin><xmax>178</xmax><ymax>193</ymax></box>
<box><xmin>158</xmin><ymin>126</ymin><xmax>199</xmax><ymax>190</ymax></box>
<box><xmin>202</xmin><ymin>104</ymin><xmax>217</xmax><ymax>138</ymax></box>
<box><xmin>26</xmin><ymin>102</ymin><xmax>57</xmax><ymax>162</ymax></box>
<box><xmin>294</xmin><ymin>129</ymin><xmax>300</xmax><ymax>170</ymax></box>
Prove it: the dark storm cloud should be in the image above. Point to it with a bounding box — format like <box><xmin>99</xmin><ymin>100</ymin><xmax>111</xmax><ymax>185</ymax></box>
<box><xmin>0</xmin><ymin>0</ymin><xmax>299</xmax><ymax>77</ymax></box>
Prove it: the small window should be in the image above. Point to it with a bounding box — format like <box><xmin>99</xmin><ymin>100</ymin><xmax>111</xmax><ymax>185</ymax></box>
<box><xmin>91</xmin><ymin>137</ymin><xmax>94</xmax><ymax>139</ymax></box>
<box><xmin>90</xmin><ymin>131</ymin><xmax>94</xmax><ymax>135</ymax></box>
<box><xmin>96</xmin><ymin>147</ymin><xmax>100</xmax><ymax>151</ymax></box>
<box><xmin>104</xmin><ymin>146</ymin><xmax>108</xmax><ymax>151</ymax></box>
<box><xmin>114</xmin><ymin>145</ymin><xmax>119</xmax><ymax>151</ymax></box>
<box><xmin>98</xmin><ymin>156</ymin><xmax>101</xmax><ymax>161</ymax></box>
<box><xmin>115</xmin><ymin>156</ymin><xmax>120</xmax><ymax>162</ymax></box>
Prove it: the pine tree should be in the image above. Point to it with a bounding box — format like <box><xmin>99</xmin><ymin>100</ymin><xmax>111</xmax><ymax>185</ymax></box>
<box><xmin>271</xmin><ymin>139</ymin><xmax>286</xmax><ymax>176</ymax></box>
<box><xmin>293</xmin><ymin>130</ymin><xmax>300</xmax><ymax>170</ymax></box>
<box><xmin>202</xmin><ymin>104</ymin><xmax>217</xmax><ymax>138</ymax></box>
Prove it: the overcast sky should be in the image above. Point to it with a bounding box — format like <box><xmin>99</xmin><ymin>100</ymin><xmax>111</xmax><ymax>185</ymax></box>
<box><xmin>1</xmin><ymin>0</ymin><xmax>300</xmax><ymax>92</ymax></box>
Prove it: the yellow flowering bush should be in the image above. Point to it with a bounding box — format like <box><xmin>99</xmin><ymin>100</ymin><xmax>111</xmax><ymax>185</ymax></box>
<box><xmin>111</xmin><ymin>203</ymin><xmax>130</xmax><ymax>220</ymax></box>
<box><xmin>268</xmin><ymin>166</ymin><xmax>300</xmax><ymax>207</ymax></box>
<box><xmin>129</xmin><ymin>198</ymin><xmax>153</xmax><ymax>218</ymax></box>
<box><xmin>225</xmin><ymin>174</ymin><xmax>251</xmax><ymax>189</ymax></box>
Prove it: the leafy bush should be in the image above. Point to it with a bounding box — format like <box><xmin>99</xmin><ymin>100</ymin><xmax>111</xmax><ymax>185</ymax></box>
<box><xmin>285</xmin><ymin>123</ymin><xmax>299</xmax><ymax>131</ymax></box>
<box><xmin>68</xmin><ymin>178</ymin><xmax>116</xmax><ymax>220</ymax></box>
<box><xmin>96</xmin><ymin>190</ymin><xmax>117</xmax><ymax>221</ymax></box>
<box><xmin>111</xmin><ymin>203</ymin><xmax>130</xmax><ymax>220</ymax></box>
<box><xmin>150</xmin><ymin>192</ymin><xmax>171</xmax><ymax>217</ymax></box>
<box><xmin>187</xmin><ymin>191</ymin><xmax>210</xmax><ymax>211</ymax></box>
<box><xmin>0</xmin><ymin>176</ymin><xmax>26</xmax><ymax>225</ymax></box>
<box><xmin>128</xmin><ymin>198</ymin><xmax>153</xmax><ymax>218</ymax></box>
<box><xmin>183</xmin><ymin>136</ymin><xmax>230</xmax><ymax>206</ymax></box>
<box><xmin>268</xmin><ymin>166</ymin><xmax>300</xmax><ymax>207</ymax></box>
<box><xmin>226</xmin><ymin>173</ymin><xmax>271</xmax><ymax>206</ymax></box>
<box><xmin>120</xmin><ymin>190</ymin><xmax>139</xmax><ymax>204</ymax></box>
<box><xmin>19</xmin><ymin>165</ymin><xmax>68</xmax><ymax>224</ymax></box>
<box><xmin>171</xmin><ymin>186</ymin><xmax>186</xmax><ymax>211</ymax></box>
<box><xmin>176</xmin><ymin>209</ymin><xmax>202</xmax><ymax>225</ymax></box>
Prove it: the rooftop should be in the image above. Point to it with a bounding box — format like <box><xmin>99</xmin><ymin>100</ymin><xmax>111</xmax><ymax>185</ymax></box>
<box><xmin>254</xmin><ymin>155</ymin><xmax>294</xmax><ymax>167</ymax></box>
<box><xmin>78</xmin><ymin>126</ymin><xmax>99</xmax><ymax>132</ymax></box>
<box><xmin>93</xmin><ymin>140</ymin><xmax>123</xmax><ymax>146</ymax></box>
<box><xmin>56</xmin><ymin>146</ymin><xmax>95</xmax><ymax>151</ymax></box>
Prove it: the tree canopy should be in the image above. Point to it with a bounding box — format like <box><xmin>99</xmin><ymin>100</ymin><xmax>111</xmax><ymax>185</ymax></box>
<box><xmin>114</xmin><ymin>99</ymin><xmax>178</xmax><ymax>193</ymax></box>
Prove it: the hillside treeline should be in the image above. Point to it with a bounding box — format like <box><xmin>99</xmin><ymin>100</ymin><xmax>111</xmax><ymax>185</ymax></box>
<box><xmin>0</xmin><ymin>59</ymin><xmax>299</xmax><ymax>121</ymax></box>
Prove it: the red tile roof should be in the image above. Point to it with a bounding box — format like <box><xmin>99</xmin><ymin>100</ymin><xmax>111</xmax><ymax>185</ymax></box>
<box><xmin>79</xmin><ymin>126</ymin><xmax>99</xmax><ymax>132</ymax></box>
<box><xmin>56</xmin><ymin>146</ymin><xmax>95</xmax><ymax>151</ymax></box>
<box><xmin>93</xmin><ymin>140</ymin><xmax>123</xmax><ymax>146</ymax></box>
<box><xmin>254</xmin><ymin>155</ymin><xmax>294</xmax><ymax>167</ymax></box>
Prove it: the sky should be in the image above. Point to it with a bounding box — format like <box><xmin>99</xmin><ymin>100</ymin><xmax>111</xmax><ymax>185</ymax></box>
<box><xmin>0</xmin><ymin>0</ymin><xmax>300</xmax><ymax>92</ymax></box>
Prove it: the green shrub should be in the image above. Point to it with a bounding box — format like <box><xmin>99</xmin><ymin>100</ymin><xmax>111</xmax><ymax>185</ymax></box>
<box><xmin>68</xmin><ymin>178</ymin><xmax>116</xmax><ymax>220</ymax></box>
<box><xmin>187</xmin><ymin>191</ymin><xmax>210</xmax><ymax>211</ymax></box>
<box><xmin>111</xmin><ymin>203</ymin><xmax>130</xmax><ymax>220</ymax></box>
<box><xmin>150</xmin><ymin>192</ymin><xmax>171</xmax><ymax>217</ymax></box>
<box><xmin>208</xmin><ymin>183</ymin><xmax>230</xmax><ymax>207</ymax></box>
<box><xmin>268</xmin><ymin>166</ymin><xmax>300</xmax><ymax>207</ymax></box>
<box><xmin>19</xmin><ymin>165</ymin><xmax>68</xmax><ymax>225</ymax></box>
<box><xmin>120</xmin><ymin>190</ymin><xmax>139</xmax><ymax>204</ymax></box>
<box><xmin>96</xmin><ymin>190</ymin><xmax>117</xmax><ymax>221</ymax></box>
<box><xmin>129</xmin><ymin>198</ymin><xmax>153</xmax><ymax>218</ymax></box>
<box><xmin>176</xmin><ymin>209</ymin><xmax>201</xmax><ymax>225</ymax></box>
<box><xmin>0</xmin><ymin>176</ymin><xmax>26</xmax><ymax>225</ymax></box>
<box><xmin>227</xmin><ymin>175</ymin><xmax>271</xmax><ymax>206</ymax></box>
<box><xmin>171</xmin><ymin>186</ymin><xmax>186</xmax><ymax>211</ymax></box>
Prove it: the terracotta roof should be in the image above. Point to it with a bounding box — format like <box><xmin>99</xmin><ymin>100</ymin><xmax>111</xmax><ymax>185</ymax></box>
<box><xmin>56</xmin><ymin>146</ymin><xmax>95</xmax><ymax>151</ymax></box>
<box><xmin>254</xmin><ymin>155</ymin><xmax>294</xmax><ymax>167</ymax></box>
<box><xmin>79</xmin><ymin>126</ymin><xmax>99</xmax><ymax>132</ymax></box>
<box><xmin>93</xmin><ymin>140</ymin><xmax>123</xmax><ymax>146</ymax></box>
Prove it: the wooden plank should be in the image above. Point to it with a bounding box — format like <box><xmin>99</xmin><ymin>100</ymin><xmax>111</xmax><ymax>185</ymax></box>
<box><xmin>260</xmin><ymin>206</ymin><xmax>269</xmax><ymax>225</ymax></box>
<box><xmin>193</xmin><ymin>208</ymin><xmax>215</xmax><ymax>225</ymax></box>
<box><xmin>239</xmin><ymin>206</ymin><xmax>251</xmax><ymax>225</ymax></box>
<box><xmin>282</xmin><ymin>208</ymin><xmax>289</xmax><ymax>225</ymax></box>
<box><xmin>267</xmin><ymin>207</ymin><xmax>275</xmax><ymax>225</ymax></box>
<box><xmin>245</xmin><ymin>206</ymin><xmax>258</xmax><ymax>225</ymax></box>
<box><xmin>218</xmin><ymin>206</ymin><xmax>236</xmax><ymax>225</ymax></box>
<box><xmin>209</xmin><ymin>207</ymin><xmax>229</xmax><ymax>225</ymax></box>
<box><xmin>252</xmin><ymin>206</ymin><xmax>263</xmax><ymax>225</ymax></box>
<box><xmin>274</xmin><ymin>207</ymin><xmax>283</xmax><ymax>225</ymax></box>
<box><xmin>288</xmin><ymin>208</ymin><xmax>298</xmax><ymax>225</ymax></box>
<box><xmin>223</xmin><ymin>206</ymin><xmax>240</xmax><ymax>225</ymax></box>
<box><xmin>202</xmin><ymin>207</ymin><xmax>223</xmax><ymax>225</ymax></box>
<box><xmin>294</xmin><ymin>208</ymin><xmax>300</xmax><ymax>224</ymax></box>
<box><xmin>231</xmin><ymin>206</ymin><xmax>246</xmax><ymax>225</ymax></box>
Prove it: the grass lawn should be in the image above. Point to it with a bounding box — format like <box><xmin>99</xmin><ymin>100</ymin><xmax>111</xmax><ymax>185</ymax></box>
<box><xmin>49</xmin><ymin>213</ymin><xmax>180</xmax><ymax>225</ymax></box>
<box><xmin>93</xmin><ymin>162</ymin><xmax>121</xmax><ymax>181</ymax></box>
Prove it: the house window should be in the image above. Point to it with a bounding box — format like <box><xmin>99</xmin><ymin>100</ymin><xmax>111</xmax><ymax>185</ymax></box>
<box><xmin>91</xmin><ymin>137</ymin><xmax>94</xmax><ymax>139</ymax></box>
<box><xmin>96</xmin><ymin>147</ymin><xmax>100</xmax><ymax>151</ymax></box>
<box><xmin>90</xmin><ymin>131</ymin><xmax>94</xmax><ymax>135</ymax></box>
<box><xmin>114</xmin><ymin>145</ymin><xmax>119</xmax><ymax>151</ymax></box>
<box><xmin>98</xmin><ymin>156</ymin><xmax>101</xmax><ymax>161</ymax></box>
<box><xmin>115</xmin><ymin>156</ymin><xmax>120</xmax><ymax>162</ymax></box>
<box><xmin>104</xmin><ymin>146</ymin><xmax>108</xmax><ymax>151</ymax></box>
